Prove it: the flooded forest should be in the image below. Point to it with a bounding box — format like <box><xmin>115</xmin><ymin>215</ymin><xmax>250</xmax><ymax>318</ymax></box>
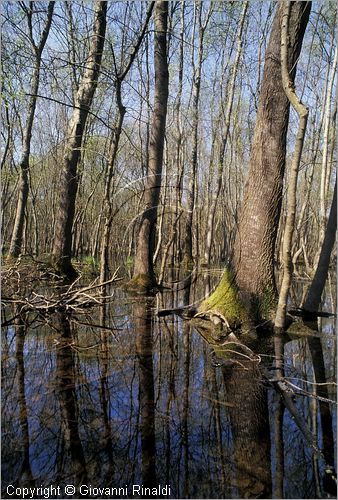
<box><xmin>1</xmin><ymin>1</ymin><xmax>337</xmax><ymax>499</ymax></box>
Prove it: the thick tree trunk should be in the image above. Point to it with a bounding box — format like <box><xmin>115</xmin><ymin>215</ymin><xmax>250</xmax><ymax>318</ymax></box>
<box><xmin>201</xmin><ymin>2</ymin><xmax>311</xmax><ymax>325</ymax></box>
<box><xmin>8</xmin><ymin>2</ymin><xmax>54</xmax><ymax>258</ymax></box>
<box><xmin>52</xmin><ymin>1</ymin><xmax>107</xmax><ymax>278</ymax></box>
<box><xmin>132</xmin><ymin>1</ymin><xmax>169</xmax><ymax>290</ymax></box>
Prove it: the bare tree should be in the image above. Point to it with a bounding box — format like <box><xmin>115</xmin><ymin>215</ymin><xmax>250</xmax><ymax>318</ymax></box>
<box><xmin>8</xmin><ymin>1</ymin><xmax>55</xmax><ymax>258</ymax></box>
<box><xmin>132</xmin><ymin>1</ymin><xmax>169</xmax><ymax>290</ymax></box>
<box><xmin>274</xmin><ymin>2</ymin><xmax>309</xmax><ymax>331</ymax></box>
<box><xmin>200</xmin><ymin>2</ymin><xmax>311</xmax><ymax>326</ymax></box>
<box><xmin>100</xmin><ymin>2</ymin><xmax>155</xmax><ymax>283</ymax></box>
<box><xmin>204</xmin><ymin>2</ymin><xmax>248</xmax><ymax>266</ymax></box>
<box><xmin>52</xmin><ymin>1</ymin><xmax>107</xmax><ymax>278</ymax></box>
<box><xmin>183</xmin><ymin>2</ymin><xmax>213</xmax><ymax>266</ymax></box>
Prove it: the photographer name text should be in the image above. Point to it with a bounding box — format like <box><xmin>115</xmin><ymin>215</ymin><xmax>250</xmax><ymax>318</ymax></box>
<box><xmin>7</xmin><ymin>483</ymin><xmax>171</xmax><ymax>498</ymax></box>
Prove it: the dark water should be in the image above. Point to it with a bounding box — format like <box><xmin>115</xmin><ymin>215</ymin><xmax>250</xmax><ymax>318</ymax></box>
<box><xmin>1</xmin><ymin>275</ymin><xmax>337</xmax><ymax>499</ymax></box>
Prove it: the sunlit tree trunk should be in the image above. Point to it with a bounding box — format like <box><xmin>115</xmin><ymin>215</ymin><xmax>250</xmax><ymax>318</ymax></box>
<box><xmin>200</xmin><ymin>2</ymin><xmax>311</xmax><ymax>326</ymax></box>
<box><xmin>132</xmin><ymin>1</ymin><xmax>169</xmax><ymax>290</ymax></box>
<box><xmin>100</xmin><ymin>2</ymin><xmax>154</xmax><ymax>283</ymax></box>
<box><xmin>52</xmin><ymin>1</ymin><xmax>107</xmax><ymax>278</ymax></box>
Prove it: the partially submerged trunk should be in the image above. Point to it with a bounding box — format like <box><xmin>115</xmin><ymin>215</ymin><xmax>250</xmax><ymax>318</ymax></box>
<box><xmin>52</xmin><ymin>1</ymin><xmax>107</xmax><ymax>278</ymax></box>
<box><xmin>200</xmin><ymin>2</ymin><xmax>311</xmax><ymax>327</ymax></box>
<box><xmin>131</xmin><ymin>1</ymin><xmax>169</xmax><ymax>291</ymax></box>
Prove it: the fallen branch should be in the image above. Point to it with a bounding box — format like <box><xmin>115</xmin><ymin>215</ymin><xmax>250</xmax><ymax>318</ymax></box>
<box><xmin>2</xmin><ymin>269</ymin><xmax>123</xmax><ymax>315</ymax></box>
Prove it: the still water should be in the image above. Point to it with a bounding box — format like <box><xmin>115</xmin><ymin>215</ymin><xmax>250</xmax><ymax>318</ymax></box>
<box><xmin>1</xmin><ymin>275</ymin><xmax>337</xmax><ymax>499</ymax></box>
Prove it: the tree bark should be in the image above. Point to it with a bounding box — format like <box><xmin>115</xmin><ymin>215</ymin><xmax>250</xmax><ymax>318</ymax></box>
<box><xmin>201</xmin><ymin>2</ymin><xmax>311</xmax><ymax>326</ymax></box>
<box><xmin>52</xmin><ymin>1</ymin><xmax>107</xmax><ymax>278</ymax></box>
<box><xmin>132</xmin><ymin>1</ymin><xmax>169</xmax><ymax>290</ymax></box>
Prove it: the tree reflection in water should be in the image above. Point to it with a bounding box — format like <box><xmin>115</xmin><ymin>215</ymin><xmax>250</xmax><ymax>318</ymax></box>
<box><xmin>1</xmin><ymin>286</ymin><xmax>336</xmax><ymax>499</ymax></box>
<box><xmin>221</xmin><ymin>361</ymin><xmax>272</xmax><ymax>498</ymax></box>
<box><xmin>133</xmin><ymin>299</ymin><xmax>157</xmax><ymax>490</ymax></box>
<box><xmin>15</xmin><ymin>310</ymin><xmax>34</xmax><ymax>486</ymax></box>
<box><xmin>53</xmin><ymin>312</ymin><xmax>88</xmax><ymax>488</ymax></box>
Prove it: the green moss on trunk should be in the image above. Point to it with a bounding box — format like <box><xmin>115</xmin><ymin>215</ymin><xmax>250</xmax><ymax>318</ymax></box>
<box><xmin>199</xmin><ymin>270</ymin><xmax>247</xmax><ymax>326</ymax></box>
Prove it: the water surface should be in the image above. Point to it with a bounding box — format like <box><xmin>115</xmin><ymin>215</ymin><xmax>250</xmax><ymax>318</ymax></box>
<box><xmin>2</xmin><ymin>277</ymin><xmax>336</xmax><ymax>499</ymax></box>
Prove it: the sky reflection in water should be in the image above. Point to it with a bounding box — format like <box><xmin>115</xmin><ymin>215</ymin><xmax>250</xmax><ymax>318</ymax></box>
<box><xmin>1</xmin><ymin>284</ymin><xmax>336</xmax><ymax>499</ymax></box>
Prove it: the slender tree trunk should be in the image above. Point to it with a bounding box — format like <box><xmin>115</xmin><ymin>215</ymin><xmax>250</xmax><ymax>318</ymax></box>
<box><xmin>132</xmin><ymin>1</ymin><xmax>169</xmax><ymax>290</ymax></box>
<box><xmin>204</xmin><ymin>2</ymin><xmax>248</xmax><ymax>266</ymax></box>
<box><xmin>100</xmin><ymin>2</ymin><xmax>154</xmax><ymax>283</ymax></box>
<box><xmin>100</xmin><ymin>90</ymin><xmax>125</xmax><ymax>283</ymax></box>
<box><xmin>52</xmin><ymin>1</ymin><xmax>107</xmax><ymax>278</ymax></box>
<box><xmin>315</xmin><ymin>46</ymin><xmax>337</xmax><ymax>268</ymax></box>
<box><xmin>303</xmin><ymin>179</ymin><xmax>337</xmax><ymax>313</ymax></box>
<box><xmin>172</xmin><ymin>1</ymin><xmax>185</xmax><ymax>267</ymax></box>
<box><xmin>8</xmin><ymin>2</ymin><xmax>54</xmax><ymax>258</ymax></box>
<box><xmin>183</xmin><ymin>3</ymin><xmax>212</xmax><ymax>266</ymax></box>
<box><xmin>274</xmin><ymin>2</ymin><xmax>309</xmax><ymax>330</ymax></box>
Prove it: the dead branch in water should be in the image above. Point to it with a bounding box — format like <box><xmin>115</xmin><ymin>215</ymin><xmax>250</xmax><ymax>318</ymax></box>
<box><xmin>1</xmin><ymin>268</ymin><xmax>123</xmax><ymax>318</ymax></box>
